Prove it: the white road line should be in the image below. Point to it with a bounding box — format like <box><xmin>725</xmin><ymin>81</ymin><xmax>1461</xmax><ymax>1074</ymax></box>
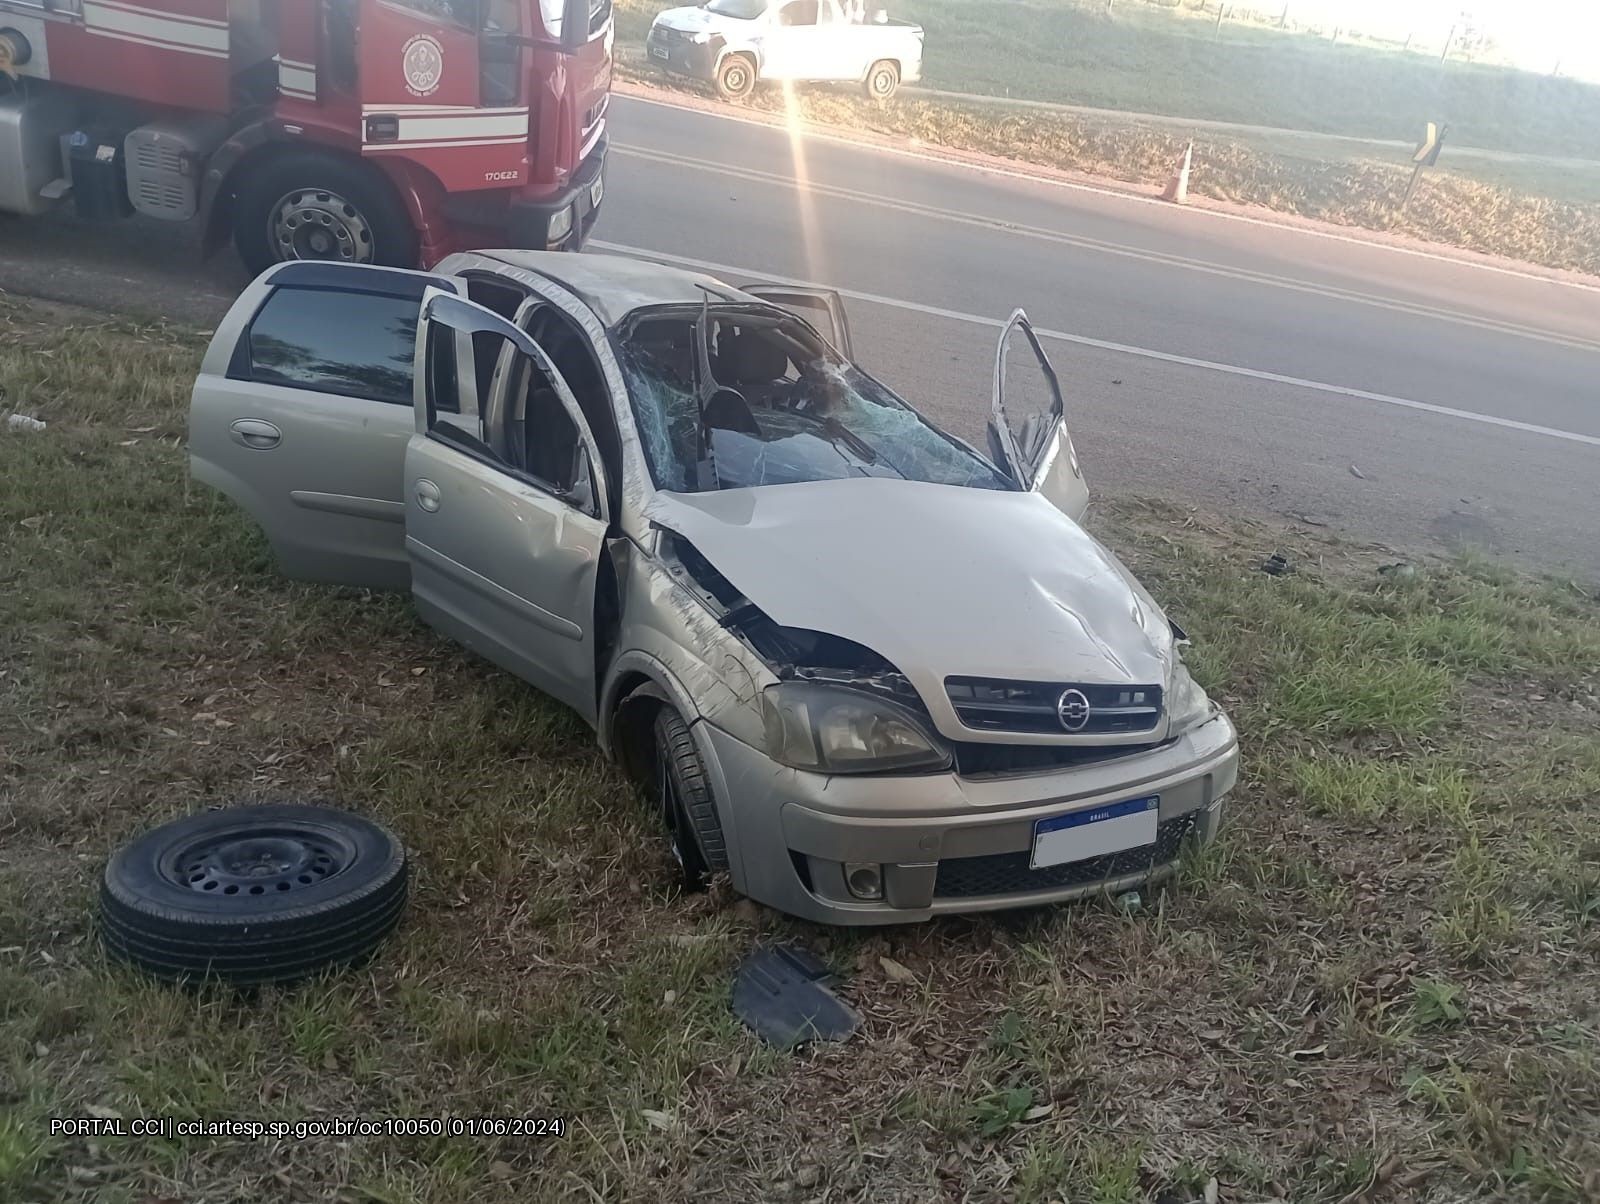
<box><xmin>614</xmin><ymin>142</ymin><xmax>1600</xmax><ymax>356</ymax></box>
<box><xmin>613</xmin><ymin>91</ymin><xmax>1600</xmax><ymax>297</ymax></box>
<box><xmin>589</xmin><ymin>238</ymin><xmax>1600</xmax><ymax>451</ymax></box>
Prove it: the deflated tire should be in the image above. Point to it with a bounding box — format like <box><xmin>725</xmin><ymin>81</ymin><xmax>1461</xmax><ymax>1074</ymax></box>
<box><xmin>100</xmin><ymin>803</ymin><xmax>408</xmax><ymax>986</ymax></box>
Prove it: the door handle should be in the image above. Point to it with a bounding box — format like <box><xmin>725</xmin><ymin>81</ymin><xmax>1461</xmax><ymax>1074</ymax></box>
<box><xmin>414</xmin><ymin>478</ymin><xmax>441</xmax><ymax>512</ymax></box>
<box><xmin>229</xmin><ymin>419</ymin><xmax>281</xmax><ymax>450</ymax></box>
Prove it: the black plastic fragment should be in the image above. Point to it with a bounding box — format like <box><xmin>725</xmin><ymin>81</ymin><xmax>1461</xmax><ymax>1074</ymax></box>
<box><xmin>1259</xmin><ymin>552</ymin><xmax>1292</xmax><ymax>576</ymax></box>
<box><xmin>732</xmin><ymin>944</ymin><xmax>861</xmax><ymax>1049</ymax></box>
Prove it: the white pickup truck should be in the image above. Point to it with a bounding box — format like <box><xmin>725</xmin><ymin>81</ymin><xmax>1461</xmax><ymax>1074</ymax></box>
<box><xmin>646</xmin><ymin>0</ymin><xmax>924</xmax><ymax>100</ymax></box>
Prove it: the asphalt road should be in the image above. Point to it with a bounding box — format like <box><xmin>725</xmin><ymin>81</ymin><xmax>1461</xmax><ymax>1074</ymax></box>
<box><xmin>3</xmin><ymin>91</ymin><xmax>1598</xmax><ymax>578</ymax></box>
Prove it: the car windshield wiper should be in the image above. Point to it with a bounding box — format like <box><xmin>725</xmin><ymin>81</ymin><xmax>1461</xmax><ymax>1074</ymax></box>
<box><xmin>820</xmin><ymin>416</ymin><xmax>883</xmax><ymax>468</ymax></box>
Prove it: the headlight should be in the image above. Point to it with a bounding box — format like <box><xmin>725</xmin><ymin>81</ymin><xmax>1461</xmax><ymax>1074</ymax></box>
<box><xmin>691</xmin><ymin>29</ymin><xmax>713</xmax><ymax>43</ymax></box>
<box><xmin>760</xmin><ymin>683</ymin><xmax>950</xmax><ymax>774</ymax></box>
<box><xmin>1166</xmin><ymin>658</ymin><xmax>1213</xmax><ymax>735</ymax></box>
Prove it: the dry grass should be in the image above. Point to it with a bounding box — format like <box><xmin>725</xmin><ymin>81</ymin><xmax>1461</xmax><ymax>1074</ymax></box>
<box><xmin>3</xmin><ymin>297</ymin><xmax>1600</xmax><ymax>1202</ymax></box>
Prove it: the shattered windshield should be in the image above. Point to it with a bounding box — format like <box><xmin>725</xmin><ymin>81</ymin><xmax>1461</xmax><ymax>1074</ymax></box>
<box><xmin>614</xmin><ymin>306</ymin><xmax>1014</xmax><ymax>494</ymax></box>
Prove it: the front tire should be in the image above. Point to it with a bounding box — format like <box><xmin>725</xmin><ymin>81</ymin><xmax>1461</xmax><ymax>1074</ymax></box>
<box><xmin>863</xmin><ymin>59</ymin><xmax>900</xmax><ymax>101</ymax></box>
<box><xmin>653</xmin><ymin>707</ymin><xmax>729</xmax><ymax>890</ymax></box>
<box><xmin>715</xmin><ymin>53</ymin><xmax>758</xmax><ymax>102</ymax></box>
<box><xmin>231</xmin><ymin>151</ymin><xmax>417</xmax><ymax>274</ymax></box>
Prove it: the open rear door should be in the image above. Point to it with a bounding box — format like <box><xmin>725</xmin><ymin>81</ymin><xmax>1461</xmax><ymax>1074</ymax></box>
<box><xmin>989</xmin><ymin>309</ymin><xmax>1089</xmax><ymax>522</ymax></box>
<box><xmin>742</xmin><ymin>285</ymin><xmax>853</xmax><ymax>358</ymax></box>
<box><xmin>358</xmin><ymin>0</ymin><xmax>530</xmax><ymax>191</ymax></box>
<box><xmin>187</xmin><ymin>262</ymin><xmax>460</xmax><ymax>590</ymax></box>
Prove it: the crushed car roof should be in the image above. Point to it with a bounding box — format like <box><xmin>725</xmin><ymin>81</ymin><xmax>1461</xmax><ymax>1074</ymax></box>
<box><xmin>471</xmin><ymin>250</ymin><xmax>752</xmax><ymax>326</ymax></box>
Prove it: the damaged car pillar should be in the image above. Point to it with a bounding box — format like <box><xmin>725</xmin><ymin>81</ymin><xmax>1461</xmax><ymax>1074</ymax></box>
<box><xmin>188</xmin><ymin>251</ymin><xmax>1238</xmax><ymax>925</ymax></box>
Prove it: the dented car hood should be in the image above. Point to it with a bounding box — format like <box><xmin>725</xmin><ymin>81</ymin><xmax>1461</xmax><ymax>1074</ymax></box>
<box><xmin>645</xmin><ymin>478</ymin><xmax>1177</xmax><ymax>740</ymax></box>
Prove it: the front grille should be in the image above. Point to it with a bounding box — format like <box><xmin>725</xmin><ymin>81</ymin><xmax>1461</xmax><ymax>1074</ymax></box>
<box><xmin>933</xmin><ymin>812</ymin><xmax>1196</xmax><ymax>899</ymax></box>
<box><xmin>951</xmin><ymin>740</ymin><xmax>1161</xmax><ymax>778</ymax></box>
<box><xmin>946</xmin><ymin>676</ymin><xmax>1162</xmax><ymax>735</ymax></box>
<box><xmin>651</xmin><ymin>25</ymin><xmax>689</xmax><ymax>44</ymax></box>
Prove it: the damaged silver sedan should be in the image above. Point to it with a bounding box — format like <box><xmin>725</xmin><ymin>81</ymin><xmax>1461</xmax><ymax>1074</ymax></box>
<box><xmin>189</xmin><ymin>251</ymin><xmax>1237</xmax><ymax>924</ymax></box>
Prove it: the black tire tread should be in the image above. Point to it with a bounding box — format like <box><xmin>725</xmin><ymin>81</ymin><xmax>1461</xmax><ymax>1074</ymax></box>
<box><xmin>99</xmin><ymin>886</ymin><xmax>407</xmax><ymax>963</ymax></box>
<box><xmin>654</xmin><ymin>709</ymin><xmax>729</xmax><ymax>873</ymax></box>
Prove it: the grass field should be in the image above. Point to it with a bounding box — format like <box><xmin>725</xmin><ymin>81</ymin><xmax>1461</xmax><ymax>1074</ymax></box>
<box><xmin>615</xmin><ymin>0</ymin><xmax>1600</xmax><ymax>159</ymax></box>
<box><xmin>3</xmin><ymin>299</ymin><xmax>1600</xmax><ymax>1202</ymax></box>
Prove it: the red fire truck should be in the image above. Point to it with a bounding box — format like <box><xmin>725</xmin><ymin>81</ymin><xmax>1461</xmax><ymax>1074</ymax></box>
<box><xmin>0</xmin><ymin>0</ymin><xmax>611</xmax><ymax>269</ymax></box>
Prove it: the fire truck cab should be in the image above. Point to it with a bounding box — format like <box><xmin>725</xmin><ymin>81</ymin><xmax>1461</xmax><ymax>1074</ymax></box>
<box><xmin>0</xmin><ymin>0</ymin><xmax>612</xmax><ymax>269</ymax></box>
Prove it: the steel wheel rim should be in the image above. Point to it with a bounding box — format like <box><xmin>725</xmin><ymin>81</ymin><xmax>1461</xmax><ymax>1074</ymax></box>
<box><xmin>725</xmin><ymin>65</ymin><xmax>749</xmax><ymax>93</ymax></box>
<box><xmin>872</xmin><ymin>69</ymin><xmax>893</xmax><ymax>95</ymax></box>
<box><xmin>268</xmin><ymin>188</ymin><xmax>375</xmax><ymax>263</ymax></box>
<box><xmin>158</xmin><ymin>824</ymin><xmax>356</xmax><ymax>897</ymax></box>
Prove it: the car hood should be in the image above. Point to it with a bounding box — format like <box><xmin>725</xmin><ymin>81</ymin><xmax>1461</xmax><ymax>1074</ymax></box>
<box><xmin>644</xmin><ymin>478</ymin><xmax>1177</xmax><ymax>738</ymax></box>
<box><xmin>652</xmin><ymin>6</ymin><xmax>748</xmax><ymax>33</ymax></box>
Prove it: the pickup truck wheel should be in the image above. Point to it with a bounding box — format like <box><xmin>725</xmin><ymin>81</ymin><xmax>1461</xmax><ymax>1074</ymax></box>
<box><xmin>864</xmin><ymin>59</ymin><xmax>900</xmax><ymax>100</ymax></box>
<box><xmin>653</xmin><ymin>707</ymin><xmax>729</xmax><ymax>890</ymax></box>
<box><xmin>99</xmin><ymin>803</ymin><xmax>408</xmax><ymax>986</ymax></box>
<box><xmin>715</xmin><ymin>53</ymin><xmax>758</xmax><ymax>102</ymax></box>
<box><xmin>232</xmin><ymin>152</ymin><xmax>417</xmax><ymax>274</ymax></box>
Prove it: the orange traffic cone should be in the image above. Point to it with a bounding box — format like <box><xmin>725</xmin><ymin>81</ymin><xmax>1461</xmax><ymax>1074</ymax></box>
<box><xmin>1161</xmin><ymin>141</ymin><xmax>1193</xmax><ymax>204</ymax></box>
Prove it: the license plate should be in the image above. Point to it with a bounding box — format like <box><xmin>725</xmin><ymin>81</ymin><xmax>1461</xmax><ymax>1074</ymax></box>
<box><xmin>650</xmin><ymin>45</ymin><xmax>669</xmax><ymax>58</ymax></box>
<box><xmin>1031</xmin><ymin>796</ymin><xmax>1158</xmax><ymax>869</ymax></box>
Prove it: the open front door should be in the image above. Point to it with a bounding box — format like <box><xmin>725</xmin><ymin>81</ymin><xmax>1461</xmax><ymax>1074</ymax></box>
<box><xmin>742</xmin><ymin>285</ymin><xmax>853</xmax><ymax>358</ymax></box>
<box><xmin>405</xmin><ymin>290</ymin><xmax>612</xmax><ymax>721</ymax></box>
<box><xmin>988</xmin><ymin>309</ymin><xmax>1089</xmax><ymax>522</ymax></box>
<box><xmin>358</xmin><ymin>0</ymin><xmax>530</xmax><ymax>191</ymax></box>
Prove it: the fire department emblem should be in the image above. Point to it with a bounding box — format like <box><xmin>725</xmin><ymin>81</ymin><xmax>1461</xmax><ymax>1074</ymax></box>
<box><xmin>401</xmin><ymin>34</ymin><xmax>444</xmax><ymax>97</ymax></box>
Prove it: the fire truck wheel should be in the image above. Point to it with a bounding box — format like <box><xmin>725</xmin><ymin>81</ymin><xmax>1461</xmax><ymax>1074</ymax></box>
<box><xmin>233</xmin><ymin>152</ymin><xmax>417</xmax><ymax>274</ymax></box>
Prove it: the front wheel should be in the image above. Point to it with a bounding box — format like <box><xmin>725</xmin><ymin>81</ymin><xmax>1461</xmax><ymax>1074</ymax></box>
<box><xmin>863</xmin><ymin>59</ymin><xmax>900</xmax><ymax>101</ymax></box>
<box><xmin>231</xmin><ymin>151</ymin><xmax>417</xmax><ymax>274</ymax></box>
<box><xmin>652</xmin><ymin>707</ymin><xmax>729</xmax><ymax>890</ymax></box>
<box><xmin>715</xmin><ymin>53</ymin><xmax>758</xmax><ymax>102</ymax></box>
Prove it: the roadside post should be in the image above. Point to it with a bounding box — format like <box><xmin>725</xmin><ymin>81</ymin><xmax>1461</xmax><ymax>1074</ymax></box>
<box><xmin>1402</xmin><ymin>121</ymin><xmax>1447</xmax><ymax>209</ymax></box>
<box><xmin>1161</xmin><ymin>141</ymin><xmax>1193</xmax><ymax>204</ymax></box>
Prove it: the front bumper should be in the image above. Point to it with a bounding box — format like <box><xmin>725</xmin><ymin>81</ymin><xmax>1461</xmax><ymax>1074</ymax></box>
<box><xmin>504</xmin><ymin>135</ymin><xmax>608</xmax><ymax>251</ymax></box>
<box><xmin>645</xmin><ymin>27</ymin><xmax>719</xmax><ymax>81</ymax></box>
<box><xmin>699</xmin><ymin>711</ymin><xmax>1239</xmax><ymax>925</ymax></box>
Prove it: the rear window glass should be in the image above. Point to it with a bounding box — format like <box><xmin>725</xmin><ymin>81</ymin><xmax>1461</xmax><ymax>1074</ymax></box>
<box><xmin>244</xmin><ymin>287</ymin><xmax>420</xmax><ymax>406</ymax></box>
